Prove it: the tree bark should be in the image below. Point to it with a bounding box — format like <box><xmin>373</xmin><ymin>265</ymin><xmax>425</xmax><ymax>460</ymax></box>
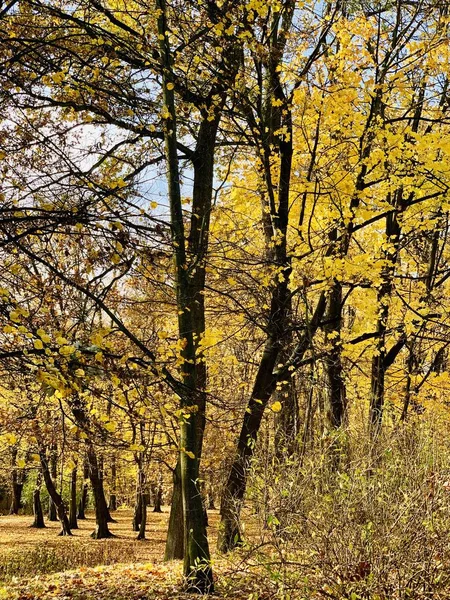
<box><xmin>31</xmin><ymin>472</ymin><xmax>45</xmax><ymax>528</ymax></box>
<box><xmin>39</xmin><ymin>450</ymin><xmax>71</xmax><ymax>535</ymax></box>
<box><xmin>274</xmin><ymin>342</ymin><xmax>299</xmax><ymax>457</ymax></box>
<box><xmin>48</xmin><ymin>443</ymin><xmax>58</xmax><ymax>521</ymax></box>
<box><xmin>219</xmin><ymin>46</ymin><xmax>295</xmax><ymax>548</ymax></box>
<box><xmin>153</xmin><ymin>475</ymin><xmax>163</xmax><ymax>513</ymax></box>
<box><xmin>132</xmin><ymin>469</ymin><xmax>144</xmax><ymax>532</ymax></box>
<box><xmin>9</xmin><ymin>447</ymin><xmax>26</xmax><ymax>515</ymax></box>
<box><xmin>164</xmin><ymin>462</ymin><xmax>184</xmax><ymax>560</ymax></box>
<box><xmin>324</xmin><ymin>281</ymin><xmax>347</xmax><ymax>430</ymax></box>
<box><xmin>69</xmin><ymin>465</ymin><xmax>78</xmax><ymax>529</ymax></box>
<box><xmin>86</xmin><ymin>444</ymin><xmax>114</xmax><ymax>539</ymax></box>
<box><xmin>369</xmin><ymin>191</ymin><xmax>403</xmax><ymax>436</ymax></box>
<box><xmin>137</xmin><ymin>482</ymin><xmax>147</xmax><ymax>541</ymax></box>
<box><xmin>156</xmin><ymin>1</ymin><xmax>229</xmax><ymax>589</ymax></box>
<box><xmin>77</xmin><ymin>459</ymin><xmax>89</xmax><ymax>519</ymax></box>
<box><xmin>109</xmin><ymin>456</ymin><xmax>117</xmax><ymax>511</ymax></box>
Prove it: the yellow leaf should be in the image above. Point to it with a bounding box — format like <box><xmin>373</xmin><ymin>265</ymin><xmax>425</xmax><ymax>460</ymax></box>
<box><xmin>270</xmin><ymin>401</ymin><xmax>282</xmax><ymax>413</ymax></box>
<box><xmin>51</xmin><ymin>71</ymin><xmax>65</xmax><ymax>84</ymax></box>
<box><xmin>5</xmin><ymin>433</ymin><xmax>17</xmax><ymax>445</ymax></box>
<box><xmin>59</xmin><ymin>345</ymin><xmax>75</xmax><ymax>356</ymax></box>
<box><xmin>130</xmin><ymin>443</ymin><xmax>145</xmax><ymax>452</ymax></box>
<box><xmin>33</xmin><ymin>339</ymin><xmax>44</xmax><ymax>350</ymax></box>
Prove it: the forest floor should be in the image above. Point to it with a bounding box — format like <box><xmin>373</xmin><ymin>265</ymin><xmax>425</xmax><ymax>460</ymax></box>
<box><xmin>0</xmin><ymin>509</ymin><xmax>256</xmax><ymax>600</ymax></box>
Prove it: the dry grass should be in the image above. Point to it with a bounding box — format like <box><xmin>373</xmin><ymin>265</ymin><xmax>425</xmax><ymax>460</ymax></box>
<box><xmin>0</xmin><ymin>508</ymin><xmax>243</xmax><ymax>599</ymax></box>
<box><xmin>0</xmin><ymin>509</ymin><xmax>264</xmax><ymax>600</ymax></box>
<box><xmin>0</xmin><ymin>508</ymin><xmax>179</xmax><ymax>567</ymax></box>
<box><xmin>0</xmin><ymin>508</ymin><xmax>222</xmax><ymax>568</ymax></box>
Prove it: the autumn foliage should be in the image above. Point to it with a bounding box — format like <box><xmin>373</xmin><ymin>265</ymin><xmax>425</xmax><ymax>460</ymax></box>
<box><xmin>0</xmin><ymin>0</ymin><xmax>450</xmax><ymax>597</ymax></box>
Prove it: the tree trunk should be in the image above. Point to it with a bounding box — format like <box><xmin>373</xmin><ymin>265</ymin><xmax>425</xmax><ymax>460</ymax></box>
<box><xmin>369</xmin><ymin>194</ymin><xmax>403</xmax><ymax>436</ymax></box>
<box><xmin>31</xmin><ymin>472</ymin><xmax>45</xmax><ymax>528</ymax></box>
<box><xmin>9</xmin><ymin>447</ymin><xmax>24</xmax><ymax>515</ymax></box>
<box><xmin>9</xmin><ymin>480</ymin><xmax>23</xmax><ymax>515</ymax></box>
<box><xmin>324</xmin><ymin>281</ymin><xmax>347</xmax><ymax>431</ymax></box>
<box><xmin>369</xmin><ymin>80</ymin><xmax>430</xmax><ymax>436</ymax></box>
<box><xmin>69</xmin><ymin>398</ymin><xmax>115</xmax><ymax>533</ymax></box>
<box><xmin>180</xmin><ymin>416</ymin><xmax>212</xmax><ymax>593</ymax></box>
<box><xmin>48</xmin><ymin>443</ymin><xmax>58</xmax><ymax>521</ymax></box>
<box><xmin>153</xmin><ymin>476</ymin><xmax>163</xmax><ymax>513</ymax></box>
<box><xmin>137</xmin><ymin>486</ymin><xmax>147</xmax><ymax>540</ymax></box>
<box><xmin>218</xmin><ymin>47</ymin><xmax>387</xmax><ymax>553</ymax></box>
<box><xmin>274</xmin><ymin>343</ymin><xmax>299</xmax><ymax>457</ymax></box>
<box><xmin>156</xmin><ymin>1</ymin><xmax>226</xmax><ymax>589</ymax></box>
<box><xmin>77</xmin><ymin>459</ymin><xmax>89</xmax><ymax>519</ymax></box>
<box><xmin>87</xmin><ymin>445</ymin><xmax>114</xmax><ymax>539</ymax></box>
<box><xmin>200</xmin><ymin>481</ymin><xmax>208</xmax><ymax>527</ymax></box>
<box><xmin>109</xmin><ymin>456</ymin><xmax>117</xmax><ymax>511</ymax></box>
<box><xmin>39</xmin><ymin>450</ymin><xmax>71</xmax><ymax>536</ymax></box>
<box><xmin>164</xmin><ymin>462</ymin><xmax>184</xmax><ymax>560</ymax></box>
<box><xmin>132</xmin><ymin>469</ymin><xmax>144</xmax><ymax>531</ymax></box>
<box><xmin>69</xmin><ymin>466</ymin><xmax>78</xmax><ymax>529</ymax></box>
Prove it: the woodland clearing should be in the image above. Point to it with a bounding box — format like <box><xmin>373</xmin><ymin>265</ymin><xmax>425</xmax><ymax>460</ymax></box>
<box><xmin>0</xmin><ymin>509</ymin><xmax>253</xmax><ymax>600</ymax></box>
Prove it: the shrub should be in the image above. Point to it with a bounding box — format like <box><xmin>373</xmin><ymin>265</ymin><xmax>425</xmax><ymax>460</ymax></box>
<box><xmin>236</xmin><ymin>419</ymin><xmax>450</xmax><ymax>599</ymax></box>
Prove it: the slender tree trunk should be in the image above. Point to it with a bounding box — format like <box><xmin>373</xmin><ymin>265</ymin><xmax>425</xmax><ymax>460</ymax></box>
<box><xmin>218</xmin><ymin>107</ymin><xmax>301</xmax><ymax>550</ymax></box>
<box><xmin>137</xmin><ymin>483</ymin><xmax>147</xmax><ymax>541</ymax></box>
<box><xmin>156</xmin><ymin>1</ymin><xmax>229</xmax><ymax>589</ymax></box>
<box><xmin>164</xmin><ymin>463</ymin><xmax>184</xmax><ymax>560</ymax></box>
<box><xmin>324</xmin><ymin>281</ymin><xmax>347</xmax><ymax>431</ymax></box>
<box><xmin>109</xmin><ymin>456</ymin><xmax>117</xmax><ymax>511</ymax></box>
<box><xmin>9</xmin><ymin>480</ymin><xmax>23</xmax><ymax>515</ymax></box>
<box><xmin>9</xmin><ymin>465</ymin><xmax>24</xmax><ymax>515</ymax></box>
<box><xmin>86</xmin><ymin>445</ymin><xmax>113</xmax><ymax>539</ymax></box>
<box><xmin>369</xmin><ymin>79</ymin><xmax>432</xmax><ymax>435</ymax></box>
<box><xmin>133</xmin><ymin>469</ymin><xmax>144</xmax><ymax>532</ymax></box>
<box><xmin>31</xmin><ymin>472</ymin><xmax>45</xmax><ymax>528</ymax></box>
<box><xmin>77</xmin><ymin>459</ymin><xmax>89</xmax><ymax>519</ymax></box>
<box><xmin>98</xmin><ymin>454</ymin><xmax>116</xmax><ymax>521</ymax></box>
<box><xmin>200</xmin><ymin>481</ymin><xmax>208</xmax><ymax>527</ymax></box>
<box><xmin>321</xmin><ymin>280</ymin><xmax>347</xmax><ymax>469</ymax></box>
<box><xmin>69</xmin><ymin>398</ymin><xmax>115</xmax><ymax>534</ymax></box>
<box><xmin>48</xmin><ymin>443</ymin><xmax>58</xmax><ymax>521</ymax></box>
<box><xmin>153</xmin><ymin>476</ymin><xmax>163</xmax><ymax>513</ymax></box>
<box><xmin>69</xmin><ymin>466</ymin><xmax>78</xmax><ymax>529</ymax></box>
<box><xmin>9</xmin><ymin>447</ymin><xmax>27</xmax><ymax>515</ymax></box>
<box><xmin>274</xmin><ymin>341</ymin><xmax>299</xmax><ymax>457</ymax></box>
<box><xmin>39</xmin><ymin>451</ymin><xmax>71</xmax><ymax>536</ymax></box>
<box><xmin>369</xmin><ymin>192</ymin><xmax>403</xmax><ymax>436</ymax></box>
<box><xmin>401</xmin><ymin>349</ymin><xmax>415</xmax><ymax>421</ymax></box>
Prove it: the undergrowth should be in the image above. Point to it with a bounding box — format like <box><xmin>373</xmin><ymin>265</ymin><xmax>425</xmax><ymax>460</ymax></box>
<box><xmin>237</xmin><ymin>418</ymin><xmax>450</xmax><ymax>599</ymax></box>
